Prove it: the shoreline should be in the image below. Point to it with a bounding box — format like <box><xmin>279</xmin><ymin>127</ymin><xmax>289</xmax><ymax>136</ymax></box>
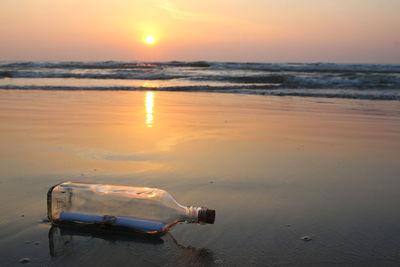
<box><xmin>1</xmin><ymin>87</ymin><xmax>400</xmax><ymax>101</ymax></box>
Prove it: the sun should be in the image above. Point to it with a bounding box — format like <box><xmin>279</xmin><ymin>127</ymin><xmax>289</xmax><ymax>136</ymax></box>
<box><xmin>144</xmin><ymin>35</ymin><xmax>155</xmax><ymax>45</ymax></box>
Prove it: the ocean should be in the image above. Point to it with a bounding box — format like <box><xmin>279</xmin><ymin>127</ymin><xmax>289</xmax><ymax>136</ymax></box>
<box><xmin>1</xmin><ymin>61</ymin><xmax>399</xmax><ymax>100</ymax></box>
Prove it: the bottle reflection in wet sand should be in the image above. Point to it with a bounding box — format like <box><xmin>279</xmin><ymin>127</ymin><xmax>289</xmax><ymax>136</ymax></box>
<box><xmin>48</xmin><ymin>226</ymin><xmax>216</xmax><ymax>266</ymax></box>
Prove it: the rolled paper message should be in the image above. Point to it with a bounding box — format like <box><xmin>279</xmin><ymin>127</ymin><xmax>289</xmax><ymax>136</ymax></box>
<box><xmin>59</xmin><ymin>211</ymin><xmax>165</xmax><ymax>232</ymax></box>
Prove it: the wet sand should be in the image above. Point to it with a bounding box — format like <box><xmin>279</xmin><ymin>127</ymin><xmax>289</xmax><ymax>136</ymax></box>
<box><xmin>1</xmin><ymin>90</ymin><xmax>400</xmax><ymax>266</ymax></box>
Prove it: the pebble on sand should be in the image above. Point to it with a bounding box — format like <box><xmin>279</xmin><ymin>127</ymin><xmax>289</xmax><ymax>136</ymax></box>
<box><xmin>301</xmin><ymin>236</ymin><xmax>312</xmax><ymax>241</ymax></box>
<box><xmin>19</xmin><ymin>258</ymin><xmax>31</xmax><ymax>264</ymax></box>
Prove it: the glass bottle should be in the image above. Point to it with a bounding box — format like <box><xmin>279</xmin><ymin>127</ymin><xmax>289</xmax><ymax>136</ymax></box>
<box><xmin>47</xmin><ymin>182</ymin><xmax>215</xmax><ymax>234</ymax></box>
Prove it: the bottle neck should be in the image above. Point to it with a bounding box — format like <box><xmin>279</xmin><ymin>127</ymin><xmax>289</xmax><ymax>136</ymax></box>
<box><xmin>182</xmin><ymin>206</ymin><xmax>215</xmax><ymax>224</ymax></box>
<box><xmin>183</xmin><ymin>206</ymin><xmax>202</xmax><ymax>223</ymax></box>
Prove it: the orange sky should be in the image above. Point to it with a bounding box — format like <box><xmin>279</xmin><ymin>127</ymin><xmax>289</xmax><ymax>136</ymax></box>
<box><xmin>0</xmin><ymin>0</ymin><xmax>399</xmax><ymax>63</ymax></box>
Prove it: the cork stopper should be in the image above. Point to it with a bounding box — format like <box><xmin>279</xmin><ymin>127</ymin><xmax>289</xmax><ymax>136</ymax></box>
<box><xmin>198</xmin><ymin>208</ymin><xmax>216</xmax><ymax>224</ymax></box>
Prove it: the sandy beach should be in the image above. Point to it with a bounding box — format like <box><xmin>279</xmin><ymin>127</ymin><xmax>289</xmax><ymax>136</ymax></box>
<box><xmin>0</xmin><ymin>89</ymin><xmax>400</xmax><ymax>266</ymax></box>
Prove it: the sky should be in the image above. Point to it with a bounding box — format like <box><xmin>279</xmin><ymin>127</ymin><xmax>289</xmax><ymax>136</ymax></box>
<box><xmin>0</xmin><ymin>0</ymin><xmax>399</xmax><ymax>63</ymax></box>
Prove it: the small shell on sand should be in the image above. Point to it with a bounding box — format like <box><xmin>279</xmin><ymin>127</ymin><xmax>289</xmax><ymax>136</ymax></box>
<box><xmin>19</xmin><ymin>258</ymin><xmax>31</xmax><ymax>264</ymax></box>
<box><xmin>301</xmin><ymin>235</ymin><xmax>312</xmax><ymax>241</ymax></box>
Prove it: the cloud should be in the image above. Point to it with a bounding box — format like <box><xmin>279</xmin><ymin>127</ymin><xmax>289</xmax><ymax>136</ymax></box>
<box><xmin>157</xmin><ymin>0</ymin><xmax>221</xmax><ymax>21</ymax></box>
<box><xmin>82</xmin><ymin>150</ymin><xmax>160</xmax><ymax>162</ymax></box>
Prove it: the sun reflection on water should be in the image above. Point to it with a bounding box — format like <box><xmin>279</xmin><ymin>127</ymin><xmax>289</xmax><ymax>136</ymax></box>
<box><xmin>142</xmin><ymin>81</ymin><xmax>159</xmax><ymax>88</ymax></box>
<box><xmin>145</xmin><ymin>92</ymin><xmax>155</xmax><ymax>127</ymax></box>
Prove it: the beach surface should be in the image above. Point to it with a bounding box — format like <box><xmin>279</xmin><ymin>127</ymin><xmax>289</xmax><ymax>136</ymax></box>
<box><xmin>1</xmin><ymin>89</ymin><xmax>400</xmax><ymax>266</ymax></box>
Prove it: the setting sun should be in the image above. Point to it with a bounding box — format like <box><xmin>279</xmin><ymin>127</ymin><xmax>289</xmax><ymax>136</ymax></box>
<box><xmin>144</xmin><ymin>35</ymin><xmax>155</xmax><ymax>45</ymax></box>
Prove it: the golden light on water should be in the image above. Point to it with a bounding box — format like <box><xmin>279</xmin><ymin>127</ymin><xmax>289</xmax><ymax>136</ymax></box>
<box><xmin>142</xmin><ymin>81</ymin><xmax>159</xmax><ymax>88</ymax></box>
<box><xmin>145</xmin><ymin>91</ymin><xmax>155</xmax><ymax>127</ymax></box>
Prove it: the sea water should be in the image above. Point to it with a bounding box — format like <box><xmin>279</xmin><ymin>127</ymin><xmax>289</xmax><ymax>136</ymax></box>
<box><xmin>0</xmin><ymin>61</ymin><xmax>399</xmax><ymax>100</ymax></box>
